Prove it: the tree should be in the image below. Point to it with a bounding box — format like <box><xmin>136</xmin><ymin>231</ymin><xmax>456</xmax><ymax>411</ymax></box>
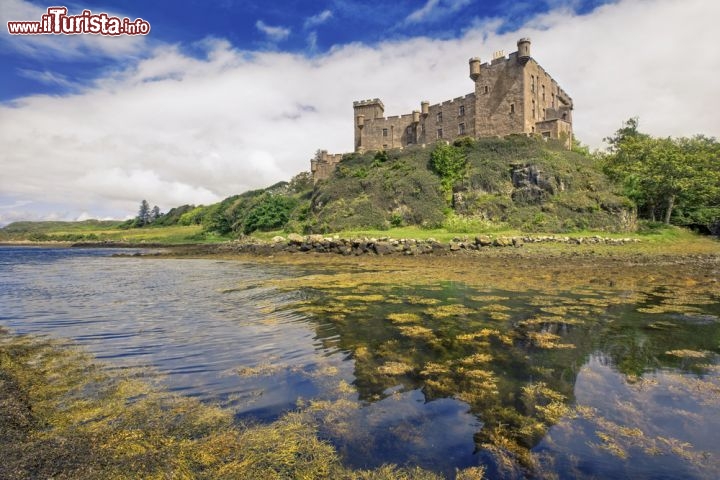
<box><xmin>150</xmin><ymin>205</ymin><xmax>161</xmax><ymax>223</ymax></box>
<box><xmin>242</xmin><ymin>193</ymin><xmax>298</xmax><ymax>235</ymax></box>
<box><xmin>135</xmin><ymin>200</ymin><xmax>151</xmax><ymax>227</ymax></box>
<box><xmin>429</xmin><ymin>142</ymin><xmax>467</xmax><ymax>202</ymax></box>
<box><xmin>603</xmin><ymin>118</ymin><xmax>720</xmax><ymax>225</ymax></box>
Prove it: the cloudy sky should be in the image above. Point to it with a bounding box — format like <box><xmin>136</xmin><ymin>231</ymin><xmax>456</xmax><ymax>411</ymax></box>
<box><xmin>1</xmin><ymin>0</ymin><xmax>718</xmax><ymax>224</ymax></box>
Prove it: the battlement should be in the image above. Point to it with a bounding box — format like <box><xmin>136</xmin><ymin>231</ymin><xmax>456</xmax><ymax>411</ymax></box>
<box><xmin>353</xmin><ymin>98</ymin><xmax>385</xmax><ymax>108</ymax></box>
<box><xmin>436</xmin><ymin>94</ymin><xmax>475</xmax><ymax>109</ymax></box>
<box><xmin>384</xmin><ymin>113</ymin><xmax>415</xmax><ymax>121</ymax></box>
<box><xmin>310</xmin><ymin>150</ymin><xmax>344</xmax><ymax>182</ymax></box>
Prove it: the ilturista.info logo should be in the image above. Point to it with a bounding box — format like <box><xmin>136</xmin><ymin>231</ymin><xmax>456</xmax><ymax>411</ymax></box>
<box><xmin>7</xmin><ymin>6</ymin><xmax>150</xmax><ymax>35</ymax></box>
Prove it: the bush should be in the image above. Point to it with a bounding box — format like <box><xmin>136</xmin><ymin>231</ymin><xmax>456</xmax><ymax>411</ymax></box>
<box><xmin>429</xmin><ymin>142</ymin><xmax>467</xmax><ymax>200</ymax></box>
<box><xmin>242</xmin><ymin>194</ymin><xmax>298</xmax><ymax>234</ymax></box>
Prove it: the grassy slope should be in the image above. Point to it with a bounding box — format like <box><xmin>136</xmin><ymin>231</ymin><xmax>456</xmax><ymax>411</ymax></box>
<box><xmin>0</xmin><ymin>222</ymin><xmax>224</xmax><ymax>244</ymax></box>
<box><xmin>308</xmin><ymin>136</ymin><xmax>631</xmax><ymax>233</ymax></box>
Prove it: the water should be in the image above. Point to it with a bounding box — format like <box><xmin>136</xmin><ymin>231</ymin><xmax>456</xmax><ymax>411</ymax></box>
<box><xmin>1</xmin><ymin>246</ymin><xmax>719</xmax><ymax>478</ymax></box>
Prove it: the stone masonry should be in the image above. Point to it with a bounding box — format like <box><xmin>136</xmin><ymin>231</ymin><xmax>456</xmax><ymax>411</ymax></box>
<box><xmin>312</xmin><ymin>38</ymin><xmax>573</xmax><ymax>182</ymax></box>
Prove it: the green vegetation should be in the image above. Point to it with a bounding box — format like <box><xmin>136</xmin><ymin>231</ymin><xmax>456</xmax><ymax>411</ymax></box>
<box><xmin>429</xmin><ymin>142</ymin><xmax>468</xmax><ymax>201</ymax></box>
<box><xmin>307</xmin><ymin>136</ymin><xmax>632</xmax><ymax>233</ymax></box>
<box><xmin>0</xmin><ymin>222</ymin><xmax>214</xmax><ymax>244</ymax></box>
<box><xmin>242</xmin><ymin>193</ymin><xmax>298</xmax><ymax>235</ymax></box>
<box><xmin>602</xmin><ymin>118</ymin><xmax>720</xmax><ymax>232</ymax></box>
<box><xmin>2</xmin><ymin>128</ymin><xmax>718</xmax><ymax>243</ymax></box>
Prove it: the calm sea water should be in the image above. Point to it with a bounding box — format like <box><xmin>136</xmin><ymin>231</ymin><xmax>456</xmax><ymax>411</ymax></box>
<box><xmin>1</xmin><ymin>246</ymin><xmax>719</xmax><ymax>479</ymax></box>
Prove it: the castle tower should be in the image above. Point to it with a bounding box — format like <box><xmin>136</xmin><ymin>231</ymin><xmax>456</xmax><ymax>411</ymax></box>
<box><xmin>469</xmin><ymin>57</ymin><xmax>481</xmax><ymax>81</ymax></box>
<box><xmin>353</xmin><ymin>99</ymin><xmax>385</xmax><ymax>153</ymax></box>
<box><xmin>517</xmin><ymin>38</ymin><xmax>531</xmax><ymax>64</ymax></box>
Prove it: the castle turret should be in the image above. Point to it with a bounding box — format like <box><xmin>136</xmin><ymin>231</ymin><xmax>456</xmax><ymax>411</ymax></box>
<box><xmin>421</xmin><ymin>101</ymin><xmax>429</xmax><ymax>116</ymax></box>
<box><xmin>353</xmin><ymin>98</ymin><xmax>385</xmax><ymax>153</ymax></box>
<box><xmin>469</xmin><ymin>57</ymin><xmax>481</xmax><ymax>81</ymax></box>
<box><xmin>517</xmin><ymin>38</ymin><xmax>531</xmax><ymax>64</ymax></box>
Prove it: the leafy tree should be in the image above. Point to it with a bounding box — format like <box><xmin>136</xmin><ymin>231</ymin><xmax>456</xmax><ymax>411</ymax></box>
<box><xmin>135</xmin><ymin>200</ymin><xmax>150</xmax><ymax>227</ymax></box>
<box><xmin>202</xmin><ymin>203</ymin><xmax>234</xmax><ymax>235</ymax></box>
<box><xmin>242</xmin><ymin>193</ymin><xmax>298</xmax><ymax>235</ymax></box>
<box><xmin>178</xmin><ymin>206</ymin><xmax>207</xmax><ymax>226</ymax></box>
<box><xmin>603</xmin><ymin>118</ymin><xmax>720</xmax><ymax>225</ymax></box>
<box><xmin>429</xmin><ymin>142</ymin><xmax>467</xmax><ymax>202</ymax></box>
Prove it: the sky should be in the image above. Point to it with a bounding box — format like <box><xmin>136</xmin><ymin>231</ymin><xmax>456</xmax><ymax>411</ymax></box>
<box><xmin>0</xmin><ymin>0</ymin><xmax>718</xmax><ymax>224</ymax></box>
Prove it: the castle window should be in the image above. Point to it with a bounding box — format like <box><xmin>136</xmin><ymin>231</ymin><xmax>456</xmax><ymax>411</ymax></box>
<box><xmin>542</xmin><ymin>131</ymin><xmax>551</xmax><ymax>138</ymax></box>
<box><xmin>382</xmin><ymin>128</ymin><xmax>388</xmax><ymax>137</ymax></box>
<box><xmin>436</xmin><ymin>112</ymin><xmax>443</xmax><ymax>123</ymax></box>
<box><xmin>383</xmin><ymin>144</ymin><xmax>388</xmax><ymax>149</ymax></box>
<box><xmin>437</xmin><ymin>128</ymin><xmax>443</xmax><ymax>139</ymax></box>
<box><xmin>531</xmin><ymin>75</ymin><xmax>535</xmax><ymax>93</ymax></box>
<box><xmin>542</xmin><ymin>85</ymin><xmax>545</xmax><ymax>102</ymax></box>
<box><xmin>458</xmin><ymin>123</ymin><xmax>465</xmax><ymax>135</ymax></box>
<box><xmin>407</xmin><ymin>126</ymin><xmax>412</xmax><ymax>134</ymax></box>
<box><xmin>552</xmin><ymin>93</ymin><xmax>555</xmax><ymax>108</ymax></box>
<box><xmin>532</xmin><ymin>99</ymin><xmax>536</xmax><ymax>119</ymax></box>
<box><xmin>458</xmin><ymin>105</ymin><xmax>465</xmax><ymax>116</ymax></box>
<box><xmin>484</xmin><ymin>85</ymin><xmax>489</xmax><ymax>94</ymax></box>
<box><xmin>510</xmin><ymin>103</ymin><xmax>515</xmax><ymax>114</ymax></box>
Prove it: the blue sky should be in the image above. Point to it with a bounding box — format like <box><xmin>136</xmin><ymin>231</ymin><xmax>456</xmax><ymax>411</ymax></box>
<box><xmin>1</xmin><ymin>0</ymin><xmax>718</xmax><ymax>223</ymax></box>
<box><xmin>1</xmin><ymin>0</ymin><xmax>610</xmax><ymax>101</ymax></box>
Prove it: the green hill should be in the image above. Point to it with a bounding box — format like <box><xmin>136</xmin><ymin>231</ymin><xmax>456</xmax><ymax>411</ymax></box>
<box><xmin>0</xmin><ymin>136</ymin><xmax>637</xmax><ymax>241</ymax></box>
<box><xmin>308</xmin><ymin>135</ymin><xmax>633</xmax><ymax>233</ymax></box>
<box><xmin>164</xmin><ymin>136</ymin><xmax>634</xmax><ymax>237</ymax></box>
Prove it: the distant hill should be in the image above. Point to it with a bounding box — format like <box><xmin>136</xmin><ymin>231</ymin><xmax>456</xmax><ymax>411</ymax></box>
<box><xmin>0</xmin><ymin>220</ymin><xmax>123</xmax><ymax>241</ymax></box>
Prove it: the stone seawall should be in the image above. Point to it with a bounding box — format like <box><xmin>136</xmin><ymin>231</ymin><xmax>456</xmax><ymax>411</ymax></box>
<box><xmin>201</xmin><ymin>234</ymin><xmax>640</xmax><ymax>257</ymax></box>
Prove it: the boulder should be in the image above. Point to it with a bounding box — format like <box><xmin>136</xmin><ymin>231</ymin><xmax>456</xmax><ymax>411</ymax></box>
<box><xmin>373</xmin><ymin>242</ymin><xmax>394</xmax><ymax>256</ymax></box>
<box><xmin>307</xmin><ymin>234</ymin><xmax>325</xmax><ymax>244</ymax></box>
<box><xmin>287</xmin><ymin>233</ymin><xmax>304</xmax><ymax>244</ymax></box>
<box><xmin>475</xmin><ymin>235</ymin><xmax>492</xmax><ymax>247</ymax></box>
<box><xmin>493</xmin><ymin>237</ymin><xmax>512</xmax><ymax>247</ymax></box>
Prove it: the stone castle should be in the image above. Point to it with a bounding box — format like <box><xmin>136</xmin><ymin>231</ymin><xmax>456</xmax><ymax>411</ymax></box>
<box><xmin>311</xmin><ymin>38</ymin><xmax>573</xmax><ymax>181</ymax></box>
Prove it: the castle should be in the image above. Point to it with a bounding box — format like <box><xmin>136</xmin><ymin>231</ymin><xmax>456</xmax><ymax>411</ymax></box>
<box><xmin>311</xmin><ymin>38</ymin><xmax>573</xmax><ymax>181</ymax></box>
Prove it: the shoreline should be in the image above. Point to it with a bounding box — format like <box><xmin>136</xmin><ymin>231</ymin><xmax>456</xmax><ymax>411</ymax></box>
<box><xmin>2</xmin><ymin>233</ymin><xmax>718</xmax><ymax>266</ymax></box>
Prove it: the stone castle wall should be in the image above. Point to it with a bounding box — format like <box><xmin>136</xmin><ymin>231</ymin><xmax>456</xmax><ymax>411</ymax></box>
<box><xmin>310</xmin><ymin>150</ymin><xmax>344</xmax><ymax>182</ymax></box>
<box><xmin>312</xmin><ymin>39</ymin><xmax>574</xmax><ymax>181</ymax></box>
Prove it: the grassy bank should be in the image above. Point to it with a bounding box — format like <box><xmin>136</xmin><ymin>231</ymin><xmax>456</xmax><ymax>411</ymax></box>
<box><xmin>0</xmin><ymin>222</ymin><xmax>226</xmax><ymax>244</ymax></box>
<box><xmin>0</xmin><ymin>328</ymin><xmax>485</xmax><ymax>480</ymax></box>
<box><xmin>249</xmin><ymin>224</ymin><xmax>719</xmax><ymax>257</ymax></box>
<box><xmin>2</xmin><ymin>219</ymin><xmax>718</xmax><ymax>258</ymax></box>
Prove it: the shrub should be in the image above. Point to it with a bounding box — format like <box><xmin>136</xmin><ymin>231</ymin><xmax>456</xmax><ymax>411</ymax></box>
<box><xmin>243</xmin><ymin>194</ymin><xmax>298</xmax><ymax>234</ymax></box>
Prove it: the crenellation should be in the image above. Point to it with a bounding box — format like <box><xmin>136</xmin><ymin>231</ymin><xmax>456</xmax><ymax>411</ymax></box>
<box><xmin>312</xmin><ymin>38</ymin><xmax>573</xmax><ymax>181</ymax></box>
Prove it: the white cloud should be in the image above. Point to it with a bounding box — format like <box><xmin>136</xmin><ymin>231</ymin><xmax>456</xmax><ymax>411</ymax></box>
<box><xmin>404</xmin><ymin>0</ymin><xmax>472</xmax><ymax>25</ymax></box>
<box><xmin>307</xmin><ymin>31</ymin><xmax>318</xmax><ymax>52</ymax></box>
<box><xmin>17</xmin><ymin>69</ymin><xmax>76</xmax><ymax>88</ymax></box>
<box><xmin>304</xmin><ymin>9</ymin><xmax>333</xmax><ymax>29</ymax></box>
<box><xmin>255</xmin><ymin>20</ymin><xmax>291</xmax><ymax>42</ymax></box>
<box><xmin>1</xmin><ymin>0</ymin><xmax>718</xmax><ymax>222</ymax></box>
<box><xmin>406</xmin><ymin>0</ymin><xmax>441</xmax><ymax>24</ymax></box>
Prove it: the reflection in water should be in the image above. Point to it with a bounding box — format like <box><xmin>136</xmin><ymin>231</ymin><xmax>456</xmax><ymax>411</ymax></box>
<box><xmin>1</xmin><ymin>246</ymin><xmax>719</xmax><ymax>479</ymax></box>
